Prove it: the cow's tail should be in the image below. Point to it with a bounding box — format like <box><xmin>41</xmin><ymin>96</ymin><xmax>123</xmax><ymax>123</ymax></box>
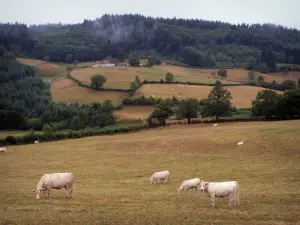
<box><xmin>236</xmin><ymin>182</ymin><xmax>239</xmax><ymax>204</ymax></box>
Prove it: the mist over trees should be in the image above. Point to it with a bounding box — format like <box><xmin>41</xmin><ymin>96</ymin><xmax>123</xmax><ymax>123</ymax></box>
<box><xmin>1</xmin><ymin>14</ymin><xmax>300</xmax><ymax>70</ymax></box>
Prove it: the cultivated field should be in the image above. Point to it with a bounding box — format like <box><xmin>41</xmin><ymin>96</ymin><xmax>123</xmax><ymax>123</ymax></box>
<box><xmin>51</xmin><ymin>77</ymin><xmax>126</xmax><ymax>104</ymax></box>
<box><xmin>17</xmin><ymin>58</ymin><xmax>66</xmax><ymax>82</ymax></box>
<box><xmin>0</xmin><ymin>121</ymin><xmax>299</xmax><ymax>224</ymax></box>
<box><xmin>135</xmin><ymin>84</ymin><xmax>281</xmax><ymax>108</ymax></box>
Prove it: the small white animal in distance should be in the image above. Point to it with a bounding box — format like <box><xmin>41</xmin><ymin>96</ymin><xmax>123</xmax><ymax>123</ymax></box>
<box><xmin>237</xmin><ymin>141</ymin><xmax>244</xmax><ymax>145</ymax></box>
<box><xmin>213</xmin><ymin>124</ymin><xmax>218</xmax><ymax>127</ymax></box>
<box><xmin>34</xmin><ymin>141</ymin><xmax>39</xmax><ymax>144</ymax></box>
<box><xmin>0</xmin><ymin>147</ymin><xmax>7</xmax><ymax>154</ymax></box>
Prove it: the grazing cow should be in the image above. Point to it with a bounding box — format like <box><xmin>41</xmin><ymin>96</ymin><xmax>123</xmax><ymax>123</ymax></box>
<box><xmin>237</xmin><ymin>141</ymin><xmax>244</xmax><ymax>145</ymax></box>
<box><xmin>198</xmin><ymin>180</ymin><xmax>239</xmax><ymax>208</ymax></box>
<box><xmin>33</xmin><ymin>172</ymin><xmax>75</xmax><ymax>200</ymax></box>
<box><xmin>0</xmin><ymin>147</ymin><xmax>6</xmax><ymax>154</ymax></box>
<box><xmin>149</xmin><ymin>170</ymin><xmax>170</xmax><ymax>184</ymax></box>
<box><xmin>178</xmin><ymin>178</ymin><xmax>201</xmax><ymax>194</ymax></box>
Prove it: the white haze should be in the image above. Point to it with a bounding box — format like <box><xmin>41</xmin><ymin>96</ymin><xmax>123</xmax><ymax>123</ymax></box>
<box><xmin>0</xmin><ymin>0</ymin><xmax>299</xmax><ymax>30</ymax></box>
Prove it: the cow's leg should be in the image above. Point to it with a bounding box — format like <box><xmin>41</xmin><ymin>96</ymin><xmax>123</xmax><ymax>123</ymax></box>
<box><xmin>66</xmin><ymin>185</ymin><xmax>74</xmax><ymax>199</ymax></box>
<box><xmin>164</xmin><ymin>176</ymin><xmax>168</xmax><ymax>183</ymax></box>
<box><xmin>47</xmin><ymin>187</ymin><xmax>51</xmax><ymax>199</ymax></box>
<box><xmin>210</xmin><ymin>194</ymin><xmax>215</xmax><ymax>207</ymax></box>
<box><xmin>229</xmin><ymin>193</ymin><xmax>236</xmax><ymax>208</ymax></box>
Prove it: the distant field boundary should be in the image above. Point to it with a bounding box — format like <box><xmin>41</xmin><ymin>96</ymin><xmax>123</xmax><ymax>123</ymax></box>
<box><xmin>143</xmin><ymin>80</ymin><xmax>248</xmax><ymax>86</ymax></box>
<box><xmin>3</xmin><ymin>117</ymin><xmax>300</xmax><ymax>146</ymax></box>
<box><xmin>67</xmin><ymin>72</ymin><xmax>130</xmax><ymax>93</ymax></box>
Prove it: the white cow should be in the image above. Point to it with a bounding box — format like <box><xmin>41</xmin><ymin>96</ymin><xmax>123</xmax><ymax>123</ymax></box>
<box><xmin>0</xmin><ymin>147</ymin><xmax>7</xmax><ymax>154</ymax></box>
<box><xmin>178</xmin><ymin>178</ymin><xmax>201</xmax><ymax>194</ymax></box>
<box><xmin>149</xmin><ymin>170</ymin><xmax>170</xmax><ymax>184</ymax></box>
<box><xmin>34</xmin><ymin>141</ymin><xmax>39</xmax><ymax>144</ymax></box>
<box><xmin>198</xmin><ymin>180</ymin><xmax>239</xmax><ymax>208</ymax></box>
<box><xmin>33</xmin><ymin>172</ymin><xmax>75</xmax><ymax>200</ymax></box>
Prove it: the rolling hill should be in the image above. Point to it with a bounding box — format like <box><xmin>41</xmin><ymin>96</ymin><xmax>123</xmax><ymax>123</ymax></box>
<box><xmin>1</xmin><ymin>120</ymin><xmax>299</xmax><ymax>224</ymax></box>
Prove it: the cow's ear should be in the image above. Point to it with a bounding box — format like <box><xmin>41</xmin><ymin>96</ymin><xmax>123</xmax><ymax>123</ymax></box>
<box><xmin>205</xmin><ymin>182</ymin><xmax>209</xmax><ymax>186</ymax></box>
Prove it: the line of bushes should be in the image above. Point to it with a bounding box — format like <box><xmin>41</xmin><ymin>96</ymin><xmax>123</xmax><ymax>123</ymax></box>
<box><xmin>67</xmin><ymin>73</ymin><xmax>130</xmax><ymax>93</ymax></box>
<box><xmin>1</xmin><ymin>123</ymin><xmax>148</xmax><ymax>146</ymax></box>
<box><xmin>143</xmin><ymin>80</ymin><xmax>247</xmax><ymax>86</ymax></box>
<box><xmin>167</xmin><ymin>61</ymin><xmax>235</xmax><ymax>69</ymax></box>
<box><xmin>122</xmin><ymin>96</ymin><xmax>178</xmax><ymax>106</ymax></box>
<box><xmin>247</xmin><ymin>80</ymin><xmax>297</xmax><ymax>91</ymax></box>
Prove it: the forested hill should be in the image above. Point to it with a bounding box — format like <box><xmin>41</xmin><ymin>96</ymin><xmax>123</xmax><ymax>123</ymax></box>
<box><xmin>0</xmin><ymin>46</ymin><xmax>116</xmax><ymax>131</ymax></box>
<box><xmin>1</xmin><ymin>14</ymin><xmax>300</xmax><ymax>70</ymax></box>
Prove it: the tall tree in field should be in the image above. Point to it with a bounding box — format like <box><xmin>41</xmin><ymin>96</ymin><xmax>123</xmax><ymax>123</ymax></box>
<box><xmin>251</xmin><ymin>90</ymin><xmax>281</xmax><ymax>119</ymax></box>
<box><xmin>177</xmin><ymin>98</ymin><xmax>199</xmax><ymax>124</ymax></box>
<box><xmin>129</xmin><ymin>56</ymin><xmax>140</xmax><ymax>67</ymax></box>
<box><xmin>91</xmin><ymin>74</ymin><xmax>106</xmax><ymax>89</ymax></box>
<box><xmin>147</xmin><ymin>99</ymin><xmax>174</xmax><ymax>126</ymax></box>
<box><xmin>165</xmin><ymin>72</ymin><xmax>174</xmax><ymax>83</ymax></box>
<box><xmin>248</xmin><ymin>70</ymin><xmax>255</xmax><ymax>81</ymax></box>
<box><xmin>135</xmin><ymin>75</ymin><xmax>142</xmax><ymax>86</ymax></box>
<box><xmin>199</xmin><ymin>80</ymin><xmax>232</xmax><ymax>121</ymax></box>
<box><xmin>217</xmin><ymin>69</ymin><xmax>227</xmax><ymax>79</ymax></box>
<box><xmin>281</xmin><ymin>80</ymin><xmax>296</xmax><ymax>90</ymax></box>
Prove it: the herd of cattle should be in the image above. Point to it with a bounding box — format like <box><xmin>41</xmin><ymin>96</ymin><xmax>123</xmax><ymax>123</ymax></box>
<box><xmin>33</xmin><ymin>170</ymin><xmax>239</xmax><ymax>208</ymax></box>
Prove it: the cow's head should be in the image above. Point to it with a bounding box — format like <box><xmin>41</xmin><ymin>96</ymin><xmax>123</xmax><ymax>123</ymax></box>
<box><xmin>199</xmin><ymin>181</ymin><xmax>209</xmax><ymax>192</ymax></box>
<box><xmin>33</xmin><ymin>188</ymin><xmax>42</xmax><ymax>199</ymax></box>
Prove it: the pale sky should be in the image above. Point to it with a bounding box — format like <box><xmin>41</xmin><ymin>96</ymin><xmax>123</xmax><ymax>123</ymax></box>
<box><xmin>1</xmin><ymin>0</ymin><xmax>299</xmax><ymax>29</ymax></box>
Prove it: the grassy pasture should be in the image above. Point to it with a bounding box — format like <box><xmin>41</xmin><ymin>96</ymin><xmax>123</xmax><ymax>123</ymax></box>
<box><xmin>51</xmin><ymin>77</ymin><xmax>126</xmax><ymax>104</ymax></box>
<box><xmin>135</xmin><ymin>84</ymin><xmax>281</xmax><ymax>108</ymax></box>
<box><xmin>0</xmin><ymin>120</ymin><xmax>299</xmax><ymax>224</ymax></box>
<box><xmin>114</xmin><ymin>106</ymin><xmax>155</xmax><ymax>121</ymax></box>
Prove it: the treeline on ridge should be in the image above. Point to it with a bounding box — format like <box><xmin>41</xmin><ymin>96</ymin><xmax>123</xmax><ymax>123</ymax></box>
<box><xmin>1</xmin><ymin>14</ymin><xmax>300</xmax><ymax>71</ymax></box>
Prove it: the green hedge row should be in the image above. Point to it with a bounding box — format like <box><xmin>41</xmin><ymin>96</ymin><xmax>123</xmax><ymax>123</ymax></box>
<box><xmin>2</xmin><ymin>123</ymin><xmax>148</xmax><ymax>146</ymax></box>
<box><xmin>143</xmin><ymin>80</ymin><xmax>247</xmax><ymax>86</ymax></box>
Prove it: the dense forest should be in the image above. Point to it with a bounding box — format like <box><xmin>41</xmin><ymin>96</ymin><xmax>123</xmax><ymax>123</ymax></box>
<box><xmin>1</xmin><ymin>14</ymin><xmax>300</xmax><ymax>72</ymax></box>
<box><xmin>0</xmin><ymin>46</ymin><xmax>116</xmax><ymax>131</ymax></box>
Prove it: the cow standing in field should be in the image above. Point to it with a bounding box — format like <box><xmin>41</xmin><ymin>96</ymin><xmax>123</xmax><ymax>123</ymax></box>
<box><xmin>198</xmin><ymin>180</ymin><xmax>239</xmax><ymax>208</ymax></box>
<box><xmin>0</xmin><ymin>147</ymin><xmax>7</xmax><ymax>154</ymax></box>
<box><xmin>178</xmin><ymin>178</ymin><xmax>201</xmax><ymax>194</ymax></box>
<box><xmin>33</xmin><ymin>172</ymin><xmax>75</xmax><ymax>200</ymax></box>
<box><xmin>149</xmin><ymin>171</ymin><xmax>170</xmax><ymax>184</ymax></box>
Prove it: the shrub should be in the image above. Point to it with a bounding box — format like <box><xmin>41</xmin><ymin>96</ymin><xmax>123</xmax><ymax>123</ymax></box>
<box><xmin>26</xmin><ymin>118</ymin><xmax>44</xmax><ymax>130</ymax></box>
<box><xmin>5</xmin><ymin>135</ymin><xmax>17</xmax><ymax>144</ymax></box>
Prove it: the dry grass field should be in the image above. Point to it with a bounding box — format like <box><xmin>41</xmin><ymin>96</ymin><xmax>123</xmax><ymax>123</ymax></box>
<box><xmin>17</xmin><ymin>58</ymin><xmax>66</xmax><ymax>82</ymax></box>
<box><xmin>114</xmin><ymin>106</ymin><xmax>155</xmax><ymax>120</ymax></box>
<box><xmin>163</xmin><ymin>67</ymin><xmax>300</xmax><ymax>84</ymax></box>
<box><xmin>135</xmin><ymin>84</ymin><xmax>282</xmax><ymax>108</ymax></box>
<box><xmin>71</xmin><ymin>66</ymin><xmax>241</xmax><ymax>89</ymax></box>
<box><xmin>0</xmin><ymin>120</ymin><xmax>299</xmax><ymax>225</ymax></box>
<box><xmin>71</xmin><ymin>65</ymin><xmax>300</xmax><ymax>90</ymax></box>
<box><xmin>17</xmin><ymin>57</ymin><xmax>300</xmax><ymax>87</ymax></box>
<box><xmin>51</xmin><ymin>77</ymin><xmax>126</xmax><ymax>104</ymax></box>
